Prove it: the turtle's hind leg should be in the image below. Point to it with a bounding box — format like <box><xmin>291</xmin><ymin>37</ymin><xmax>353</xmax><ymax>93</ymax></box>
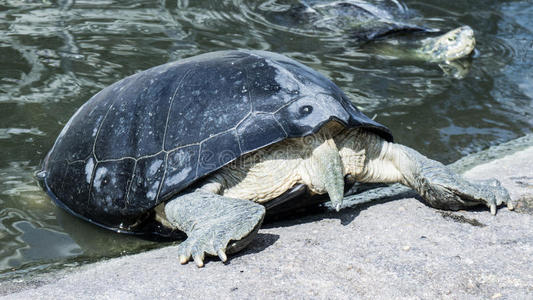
<box><xmin>351</xmin><ymin>132</ymin><xmax>513</xmax><ymax>214</ymax></box>
<box><xmin>164</xmin><ymin>190</ymin><xmax>265</xmax><ymax>267</ymax></box>
<box><xmin>395</xmin><ymin>145</ymin><xmax>514</xmax><ymax>214</ymax></box>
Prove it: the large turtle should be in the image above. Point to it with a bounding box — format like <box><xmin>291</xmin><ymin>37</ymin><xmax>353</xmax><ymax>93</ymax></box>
<box><xmin>263</xmin><ymin>0</ymin><xmax>475</xmax><ymax>65</ymax></box>
<box><xmin>39</xmin><ymin>50</ymin><xmax>512</xmax><ymax>267</ymax></box>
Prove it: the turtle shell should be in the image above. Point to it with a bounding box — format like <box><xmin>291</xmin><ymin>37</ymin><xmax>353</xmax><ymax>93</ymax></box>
<box><xmin>41</xmin><ymin>50</ymin><xmax>392</xmax><ymax>234</ymax></box>
<box><xmin>264</xmin><ymin>1</ymin><xmax>433</xmax><ymax>41</ymax></box>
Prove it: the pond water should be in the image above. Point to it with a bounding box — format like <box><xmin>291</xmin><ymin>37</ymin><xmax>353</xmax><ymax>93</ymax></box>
<box><xmin>0</xmin><ymin>0</ymin><xmax>532</xmax><ymax>278</ymax></box>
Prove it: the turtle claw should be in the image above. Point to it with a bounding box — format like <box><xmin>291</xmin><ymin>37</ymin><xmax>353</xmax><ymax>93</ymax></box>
<box><xmin>166</xmin><ymin>190</ymin><xmax>265</xmax><ymax>267</ymax></box>
<box><xmin>179</xmin><ymin>255</ymin><xmax>188</xmax><ymax>265</ymax></box>
<box><xmin>474</xmin><ymin>178</ymin><xmax>513</xmax><ymax>215</ymax></box>
<box><xmin>448</xmin><ymin>178</ymin><xmax>513</xmax><ymax>215</ymax></box>
<box><xmin>175</xmin><ymin>229</ymin><xmax>217</xmax><ymax>267</ymax></box>
<box><xmin>193</xmin><ymin>253</ymin><xmax>205</xmax><ymax>268</ymax></box>
<box><xmin>490</xmin><ymin>203</ymin><xmax>497</xmax><ymax>216</ymax></box>
<box><xmin>217</xmin><ymin>249</ymin><xmax>228</xmax><ymax>262</ymax></box>
<box><xmin>176</xmin><ymin>224</ymin><xmax>253</xmax><ymax>267</ymax></box>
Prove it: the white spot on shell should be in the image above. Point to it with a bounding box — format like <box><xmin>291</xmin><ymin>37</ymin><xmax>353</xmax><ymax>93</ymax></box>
<box><xmin>93</xmin><ymin>166</ymin><xmax>108</xmax><ymax>191</ymax></box>
<box><xmin>148</xmin><ymin>160</ymin><xmax>163</xmax><ymax>176</ymax></box>
<box><xmin>85</xmin><ymin>158</ymin><xmax>94</xmax><ymax>184</ymax></box>
<box><xmin>146</xmin><ymin>180</ymin><xmax>160</xmax><ymax>200</ymax></box>
<box><xmin>166</xmin><ymin>167</ymin><xmax>191</xmax><ymax>186</ymax></box>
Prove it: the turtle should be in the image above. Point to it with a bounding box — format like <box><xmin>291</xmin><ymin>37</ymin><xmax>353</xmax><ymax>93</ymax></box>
<box><xmin>38</xmin><ymin>50</ymin><xmax>512</xmax><ymax>267</ymax></box>
<box><xmin>262</xmin><ymin>0</ymin><xmax>475</xmax><ymax>65</ymax></box>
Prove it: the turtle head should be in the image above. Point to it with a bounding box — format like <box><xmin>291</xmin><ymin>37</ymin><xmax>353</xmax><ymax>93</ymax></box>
<box><xmin>421</xmin><ymin>25</ymin><xmax>476</xmax><ymax>62</ymax></box>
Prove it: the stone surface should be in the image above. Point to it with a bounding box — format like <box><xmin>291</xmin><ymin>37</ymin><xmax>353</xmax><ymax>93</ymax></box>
<box><xmin>1</xmin><ymin>141</ymin><xmax>532</xmax><ymax>299</ymax></box>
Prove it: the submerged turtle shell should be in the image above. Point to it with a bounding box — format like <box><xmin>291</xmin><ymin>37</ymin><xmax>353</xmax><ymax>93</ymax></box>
<box><xmin>41</xmin><ymin>50</ymin><xmax>392</xmax><ymax>233</ymax></box>
<box><xmin>264</xmin><ymin>0</ymin><xmax>433</xmax><ymax>41</ymax></box>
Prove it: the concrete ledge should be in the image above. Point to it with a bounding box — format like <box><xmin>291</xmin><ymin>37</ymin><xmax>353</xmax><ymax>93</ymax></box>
<box><xmin>1</xmin><ymin>140</ymin><xmax>532</xmax><ymax>299</ymax></box>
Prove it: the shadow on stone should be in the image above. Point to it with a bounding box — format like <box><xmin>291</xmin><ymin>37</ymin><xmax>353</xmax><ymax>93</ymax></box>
<box><xmin>262</xmin><ymin>189</ymin><xmax>411</xmax><ymax>229</ymax></box>
<box><xmin>221</xmin><ymin>233</ymin><xmax>280</xmax><ymax>265</ymax></box>
<box><xmin>436</xmin><ymin>211</ymin><xmax>486</xmax><ymax>227</ymax></box>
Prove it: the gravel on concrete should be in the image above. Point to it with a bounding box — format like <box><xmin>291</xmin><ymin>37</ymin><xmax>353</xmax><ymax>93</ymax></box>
<box><xmin>1</xmin><ymin>138</ymin><xmax>532</xmax><ymax>299</ymax></box>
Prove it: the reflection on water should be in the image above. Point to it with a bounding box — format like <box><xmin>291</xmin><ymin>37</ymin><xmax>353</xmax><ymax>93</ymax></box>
<box><xmin>0</xmin><ymin>0</ymin><xmax>532</xmax><ymax>278</ymax></box>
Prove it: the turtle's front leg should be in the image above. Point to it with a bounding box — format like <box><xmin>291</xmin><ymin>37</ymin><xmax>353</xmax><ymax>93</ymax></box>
<box><xmin>355</xmin><ymin>134</ymin><xmax>514</xmax><ymax>214</ymax></box>
<box><xmin>164</xmin><ymin>190</ymin><xmax>265</xmax><ymax>267</ymax></box>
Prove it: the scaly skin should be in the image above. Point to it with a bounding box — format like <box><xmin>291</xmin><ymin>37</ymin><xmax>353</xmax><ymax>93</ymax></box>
<box><xmin>163</xmin><ymin>121</ymin><xmax>513</xmax><ymax>267</ymax></box>
<box><xmin>164</xmin><ymin>190</ymin><xmax>265</xmax><ymax>267</ymax></box>
<box><xmin>373</xmin><ymin>143</ymin><xmax>513</xmax><ymax>214</ymax></box>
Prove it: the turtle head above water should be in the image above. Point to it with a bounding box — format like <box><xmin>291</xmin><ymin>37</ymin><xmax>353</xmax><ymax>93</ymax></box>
<box><xmin>420</xmin><ymin>25</ymin><xmax>476</xmax><ymax>62</ymax></box>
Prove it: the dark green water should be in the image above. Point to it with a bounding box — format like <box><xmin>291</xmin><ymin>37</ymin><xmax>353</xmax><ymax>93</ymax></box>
<box><xmin>0</xmin><ymin>0</ymin><xmax>531</xmax><ymax>278</ymax></box>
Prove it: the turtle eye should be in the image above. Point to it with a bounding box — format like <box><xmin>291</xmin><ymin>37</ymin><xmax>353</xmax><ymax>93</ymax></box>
<box><xmin>299</xmin><ymin>105</ymin><xmax>313</xmax><ymax>115</ymax></box>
